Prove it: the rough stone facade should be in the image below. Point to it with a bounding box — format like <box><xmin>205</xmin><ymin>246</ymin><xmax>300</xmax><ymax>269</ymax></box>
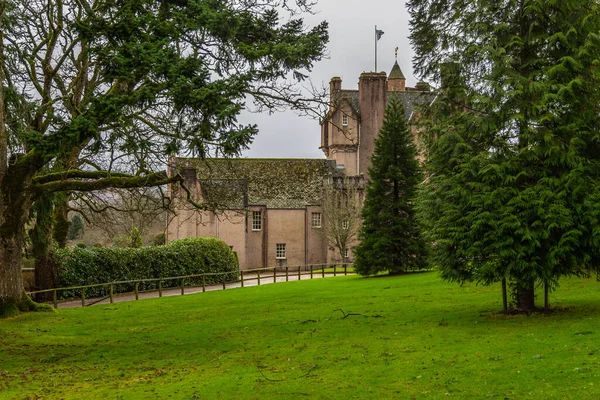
<box><xmin>167</xmin><ymin>62</ymin><xmax>434</xmax><ymax>269</ymax></box>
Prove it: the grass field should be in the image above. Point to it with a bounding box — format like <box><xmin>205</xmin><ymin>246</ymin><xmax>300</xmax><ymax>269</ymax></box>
<box><xmin>1</xmin><ymin>272</ymin><xmax>599</xmax><ymax>399</ymax></box>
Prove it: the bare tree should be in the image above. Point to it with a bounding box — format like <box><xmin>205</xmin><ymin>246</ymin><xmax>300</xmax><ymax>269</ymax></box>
<box><xmin>321</xmin><ymin>176</ymin><xmax>363</xmax><ymax>263</ymax></box>
<box><xmin>71</xmin><ymin>186</ymin><xmax>170</xmax><ymax>246</ymax></box>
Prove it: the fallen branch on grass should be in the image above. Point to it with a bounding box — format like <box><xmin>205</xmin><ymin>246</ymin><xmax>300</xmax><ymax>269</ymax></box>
<box><xmin>333</xmin><ymin>309</ymin><xmax>384</xmax><ymax>319</ymax></box>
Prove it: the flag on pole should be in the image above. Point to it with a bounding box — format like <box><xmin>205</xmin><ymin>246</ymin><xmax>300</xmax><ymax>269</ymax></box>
<box><xmin>376</xmin><ymin>29</ymin><xmax>385</xmax><ymax>41</ymax></box>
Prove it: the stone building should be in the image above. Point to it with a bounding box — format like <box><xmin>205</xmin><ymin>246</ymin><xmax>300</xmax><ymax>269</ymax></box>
<box><xmin>167</xmin><ymin>61</ymin><xmax>435</xmax><ymax>269</ymax></box>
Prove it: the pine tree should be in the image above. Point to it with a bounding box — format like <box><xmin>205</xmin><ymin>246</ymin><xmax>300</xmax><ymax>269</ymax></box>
<box><xmin>354</xmin><ymin>97</ymin><xmax>427</xmax><ymax>275</ymax></box>
<box><xmin>409</xmin><ymin>0</ymin><xmax>600</xmax><ymax>311</ymax></box>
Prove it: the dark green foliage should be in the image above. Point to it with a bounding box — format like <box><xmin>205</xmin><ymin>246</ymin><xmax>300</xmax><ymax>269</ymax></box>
<box><xmin>354</xmin><ymin>97</ymin><xmax>427</xmax><ymax>275</ymax></box>
<box><xmin>55</xmin><ymin>238</ymin><xmax>239</xmax><ymax>299</ymax></box>
<box><xmin>409</xmin><ymin>0</ymin><xmax>600</xmax><ymax>309</ymax></box>
<box><xmin>68</xmin><ymin>215</ymin><xmax>84</xmax><ymax>241</ymax></box>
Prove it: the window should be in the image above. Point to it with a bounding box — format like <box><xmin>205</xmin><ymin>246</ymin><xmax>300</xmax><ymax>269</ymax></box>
<box><xmin>342</xmin><ymin>114</ymin><xmax>348</xmax><ymax>126</ymax></box>
<box><xmin>311</xmin><ymin>212</ymin><xmax>322</xmax><ymax>228</ymax></box>
<box><xmin>344</xmin><ymin>248</ymin><xmax>349</xmax><ymax>259</ymax></box>
<box><xmin>342</xmin><ymin>220</ymin><xmax>349</xmax><ymax>230</ymax></box>
<box><xmin>252</xmin><ymin>211</ymin><xmax>262</xmax><ymax>231</ymax></box>
<box><xmin>276</xmin><ymin>243</ymin><xmax>286</xmax><ymax>259</ymax></box>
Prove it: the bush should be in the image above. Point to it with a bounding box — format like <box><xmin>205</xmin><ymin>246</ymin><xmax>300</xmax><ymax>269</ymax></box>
<box><xmin>55</xmin><ymin>237</ymin><xmax>239</xmax><ymax>299</ymax></box>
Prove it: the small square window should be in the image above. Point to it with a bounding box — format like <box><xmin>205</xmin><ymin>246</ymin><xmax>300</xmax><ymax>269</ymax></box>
<box><xmin>252</xmin><ymin>211</ymin><xmax>262</xmax><ymax>231</ymax></box>
<box><xmin>344</xmin><ymin>248</ymin><xmax>349</xmax><ymax>259</ymax></box>
<box><xmin>276</xmin><ymin>243</ymin><xmax>286</xmax><ymax>259</ymax></box>
<box><xmin>342</xmin><ymin>220</ymin><xmax>349</xmax><ymax>230</ymax></box>
<box><xmin>342</xmin><ymin>114</ymin><xmax>348</xmax><ymax>126</ymax></box>
<box><xmin>311</xmin><ymin>212</ymin><xmax>322</xmax><ymax>228</ymax></box>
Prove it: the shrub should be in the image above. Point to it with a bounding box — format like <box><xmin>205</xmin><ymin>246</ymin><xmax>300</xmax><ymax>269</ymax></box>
<box><xmin>55</xmin><ymin>237</ymin><xmax>239</xmax><ymax>299</ymax></box>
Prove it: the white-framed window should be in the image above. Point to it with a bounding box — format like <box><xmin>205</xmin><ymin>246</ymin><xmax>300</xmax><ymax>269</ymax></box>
<box><xmin>342</xmin><ymin>220</ymin><xmax>349</xmax><ymax>230</ymax></box>
<box><xmin>311</xmin><ymin>212</ymin><xmax>322</xmax><ymax>228</ymax></box>
<box><xmin>344</xmin><ymin>248</ymin><xmax>349</xmax><ymax>259</ymax></box>
<box><xmin>252</xmin><ymin>211</ymin><xmax>262</xmax><ymax>231</ymax></box>
<box><xmin>342</xmin><ymin>114</ymin><xmax>348</xmax><ymax>126</ymax></box>
<box><xmin>276</xmin><ymin>243</ymin><xmax>286</xmax><ymax>259</ymax></box>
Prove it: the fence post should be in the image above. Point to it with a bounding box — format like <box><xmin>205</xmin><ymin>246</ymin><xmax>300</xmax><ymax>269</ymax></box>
<box><xmin>334</xmin><ymin>265</ymin><xmax>337</xmax><ymax>277</ymax></box>
<box><xmin>202</xmin><ymin>274</ymin><xmax>206</xmax><ymax>292</ymax></box>
<box><xmin>135</xmin><ymin>282</ymin><xmax>139</xmax><ymax>300</ymax></box>
<box><xmin>109</xmin><ymin>283</ymin><xmax>114</xmax><ymax>303</ymax></box>
<box><xmin>273</xmin><ymin>267</ymin><xmax>277</xmax><ymax>283</ymax></box>
<box><xmin>241</xmin><ymin>270</ymin><xmax>245</xmax><ymax>288</ymax></box>
<box><xmin>322</xmin><ymin>266</ymin><xmax>325</xmax><ymax>278</ymax></box>
<box><xmin>298</xmin><ymin>266</ymin><xmax>301</xmax><ymax>280</ymax></box>
<box><xmin>285</xmin><ymin>266</ymin><xmax>289</xmax><ymax>282</ymax></box>
<box><xmin>310</xmin><ymin>265</ymin><xmax>313</xmax><ymax>280</ymax></box>
<box><xmin>159</xmin><ymin>280</ymin><xmax>163</xmax><ymax>298</ymax></box>
<box><xmin>181</xmin><ymin>279</ymin><xmax>185</xmax><ymax>295</ymax></box>
<box><xmin>222</xmin><ymin>275</ymin><xmax>226</xmax><ymax>290</ymax></box>
<box><xmin>258</xmin><ymin>269</ymin><xmax>261</xmax><ymax>285</ymax></box>
<box><xmin>344</xmin><ymin>265</ymin><xmax>347</xmax><ymax>276</ymax></box>
<box><xmin>53</xmin><ymin>290</ymin><xmax>57</xmax><ymax>309</ymax></box>
<box><xmin>81</xmin><ymin>288</ymin><xmax>85</xmax><ymax>307</ymax></box>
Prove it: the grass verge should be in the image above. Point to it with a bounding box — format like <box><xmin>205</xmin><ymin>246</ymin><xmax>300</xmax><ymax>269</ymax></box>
<box><xmin>0</xmin><ymin>272</ymin><xmax>599</xmax><ymax>399</ymax></box>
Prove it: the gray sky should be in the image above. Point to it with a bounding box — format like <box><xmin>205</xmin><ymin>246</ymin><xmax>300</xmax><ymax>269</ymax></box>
<box><xmin>241</xmin><ymin>0</ymin><xmax>414</xmax><ymax>159</ymax></box>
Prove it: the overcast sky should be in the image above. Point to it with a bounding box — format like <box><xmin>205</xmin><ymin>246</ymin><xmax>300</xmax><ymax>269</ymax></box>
<box><xmin>241</xmin><ymin>0</ymin><xmax>415</xmax><ymax>159</ymax></box>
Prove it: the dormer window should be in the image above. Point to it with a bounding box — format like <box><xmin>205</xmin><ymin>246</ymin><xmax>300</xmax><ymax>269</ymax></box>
<box><xmin>342</xmin><ymin>114</ymin><xmax>348</xmax><ymax>127</ymax></box>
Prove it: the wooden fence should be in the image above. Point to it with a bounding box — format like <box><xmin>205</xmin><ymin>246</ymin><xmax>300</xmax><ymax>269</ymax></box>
<box><xmin>26</xmin><ymin>263</ymin><xmax>354</xmax><ymax>309</ymax></box>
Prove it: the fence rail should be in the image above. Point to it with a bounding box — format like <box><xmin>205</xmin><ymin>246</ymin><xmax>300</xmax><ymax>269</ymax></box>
<box><xmin>26</xmin><ymin>263</ymin><xmax>354</xmax><ymax>309</ymax></box>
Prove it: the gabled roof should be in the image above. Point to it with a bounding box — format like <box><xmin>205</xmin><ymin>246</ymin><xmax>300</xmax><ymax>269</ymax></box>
<box><xmin>175</xmin><ymin>158</ymin><xmax>339</xmax><ymax>209</ymax></box>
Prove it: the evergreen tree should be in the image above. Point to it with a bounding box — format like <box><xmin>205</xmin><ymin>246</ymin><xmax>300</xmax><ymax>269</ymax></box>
<box><xmin>0</xmin><ymin>0</ymin><xmax>328</xmax><ymax>315</ymax></box>
<box><xmin>68</xmin><ymin>215</ymin><xmax>84</xmax><ymax>241</ymax></box>
<box><xmin>354</xmin><ymin>97</ymin><xmax>427</xmax><ymax>275</ymax></box>
<box><xmin>409</xmin><ymin>0</ymin><xmax>600</xmax><ymax>311</ymax></box>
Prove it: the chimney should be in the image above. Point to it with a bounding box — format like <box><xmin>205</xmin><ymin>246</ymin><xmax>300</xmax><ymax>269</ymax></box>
<box><xmin>358</xmin><ymin>72</ymin><xmax>387</xmax><ymax>179</ymax></box>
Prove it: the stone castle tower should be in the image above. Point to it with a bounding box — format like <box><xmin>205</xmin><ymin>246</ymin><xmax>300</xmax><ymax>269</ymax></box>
<box><xmin>320</xmin><ymin>61</ymin><xmax>434</xmax><ymax>180</ymax></box>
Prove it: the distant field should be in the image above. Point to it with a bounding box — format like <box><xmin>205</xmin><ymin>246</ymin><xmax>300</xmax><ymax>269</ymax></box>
<box><xmin>1</xmin><ymin>272</ymin><xmax>599</xmax><ymax>399</ymax></box>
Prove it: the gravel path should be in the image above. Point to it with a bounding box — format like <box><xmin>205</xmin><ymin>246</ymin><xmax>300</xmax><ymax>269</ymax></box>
<box><xmin>56</xmin><ymin>270</ymin><xmax>354</xmax><ymax>309</ymax></box>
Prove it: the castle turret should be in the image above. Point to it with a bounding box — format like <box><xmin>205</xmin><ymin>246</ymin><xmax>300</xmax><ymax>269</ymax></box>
<box><xmin>387</xmin><ymin>61</ymin><xmax>406</xmax><ymax>91</ymax></box>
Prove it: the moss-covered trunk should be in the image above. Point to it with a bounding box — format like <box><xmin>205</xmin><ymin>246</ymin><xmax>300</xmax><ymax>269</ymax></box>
<box><xmin>31</xmin><ymin>194</ymin><xmax>56</xmax><ymax>302</ymax></box>
<box><xmin>0</xmin><ymin>231</ymin><xmax>26</xmax><ymax>315</ymax></box>
<box><xmin>0</xmin><ymin>156</ymin><xmax>38</xmax><ymax>316</ymax></box>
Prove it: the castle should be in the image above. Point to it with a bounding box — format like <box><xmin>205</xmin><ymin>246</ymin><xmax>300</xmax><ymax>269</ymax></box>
<box><xmin>166</xmin><ymin>61</ymin><xmax>435</xmax><ymax>269</ymax></box>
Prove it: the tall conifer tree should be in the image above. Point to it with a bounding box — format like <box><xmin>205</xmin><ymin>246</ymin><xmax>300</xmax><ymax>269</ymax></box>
<box><xmin>354</xmin><ymin>97</ymin><xmax>427</xmax><ymax>275</ymax></box>
<box><xmin>409</xmin><ymin>0</ymin><xmax>600</xmax><ymax>311</ymax></box>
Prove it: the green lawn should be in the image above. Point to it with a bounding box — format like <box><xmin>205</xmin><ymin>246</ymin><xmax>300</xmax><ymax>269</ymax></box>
<box><xmin>1</xmin><ymin>272</ymin><xmax>599</xmax><ymax>399</ymax></box>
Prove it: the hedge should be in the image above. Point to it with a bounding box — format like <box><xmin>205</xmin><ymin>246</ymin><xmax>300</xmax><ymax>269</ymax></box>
<box><xmin>54</xmin><ymin>237</ymin><xmax>239</xmax><ymax>299</ymax></box>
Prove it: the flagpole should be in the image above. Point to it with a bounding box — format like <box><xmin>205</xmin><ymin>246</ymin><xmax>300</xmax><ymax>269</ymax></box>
<box><xmin>374</xmin><ymin>25</ymin><xmax>378</xmax><ymax>72</ymax></box>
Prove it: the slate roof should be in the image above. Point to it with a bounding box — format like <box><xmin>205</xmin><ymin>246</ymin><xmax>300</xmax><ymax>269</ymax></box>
<box><xmin>388</xmin><ymin>61</ymin><xmax>406</xmax><ymax>80</ymax></box>
<box><xmin>338</xmin><ymin>90</ymin><xmax>436</xmax><ymax>120</ymax></box>
<box><xmin>175</xmin><ymin>158</ymin><xmax>340</xmax><ymax>209</ymax></box>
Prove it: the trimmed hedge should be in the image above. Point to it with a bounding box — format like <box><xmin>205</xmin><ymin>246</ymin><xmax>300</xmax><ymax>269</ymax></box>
<box><xmin>55</xmin><ymin>237</ymin><xmax>239</xmax><ymax>299</ymax></box>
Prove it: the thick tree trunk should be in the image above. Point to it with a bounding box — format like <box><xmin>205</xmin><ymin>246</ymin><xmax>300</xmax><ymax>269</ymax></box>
<box><xmin>32</xmin><ymin>195</ymin><xmax>56</xmax><ymax>302</ymax></box>
<box><xmin>0</xmin><ymin>233</ymin><xmax>26</xmax><ymax>314</ymax></box>
<box><xmin>515</xmin><ymin>281</ymin><xmax>535</xmax><ymax>312</ymax></box>
<box><xmin>53</xmin><ymin>192</ymin><xmax>70</xmax><ymax>248</ymax></box>
<box><xmin>0</xmin><ymin>156</ymin><xmax>40</xmax><ymax>316</ymax></box>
